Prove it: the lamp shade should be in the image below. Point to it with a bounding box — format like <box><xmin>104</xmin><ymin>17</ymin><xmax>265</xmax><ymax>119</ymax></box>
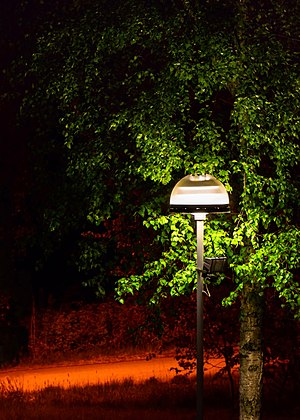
<box><xmin>169</xmin><ymin>174</ymin><xmax>230</xmax><ymax>214</ymax></box>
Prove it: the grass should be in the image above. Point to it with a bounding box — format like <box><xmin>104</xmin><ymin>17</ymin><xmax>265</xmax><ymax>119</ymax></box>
<box><xmin>0</xmin><ymin>373</ymin><xmax>299</xmax><ymax>419</ymax></box>
<box><xmin>0</xmin><ymin>374</ymin><xmax>237</xmax><ymax>420</ymax></box>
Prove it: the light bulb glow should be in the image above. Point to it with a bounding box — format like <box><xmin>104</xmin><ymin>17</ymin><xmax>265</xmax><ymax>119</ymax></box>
<box><xmin>169</xmin><ymin>174</ymin><xmax>230</xmax><ymax>214</ymax></box>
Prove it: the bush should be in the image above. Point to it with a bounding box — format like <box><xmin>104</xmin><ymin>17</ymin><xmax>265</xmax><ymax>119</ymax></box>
<box><xmin>31</xmin><ymin>299</ymin><xmax>165</xmax><ymax>361</ymax></box>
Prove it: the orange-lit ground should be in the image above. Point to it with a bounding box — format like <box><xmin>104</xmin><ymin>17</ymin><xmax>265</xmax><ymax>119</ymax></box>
<box><xmin>0</xmin><ymin>356</ymin><xmax>226</xmax><ymax>392</ymax></box>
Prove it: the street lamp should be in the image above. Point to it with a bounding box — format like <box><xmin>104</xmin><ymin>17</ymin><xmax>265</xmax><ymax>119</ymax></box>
<box><xmin>169</xmin><ymin>174</ymin><xmax>230</xmax><ymax>420</ymax></box>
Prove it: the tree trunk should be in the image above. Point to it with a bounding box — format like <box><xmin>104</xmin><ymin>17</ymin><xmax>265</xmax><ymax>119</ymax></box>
<box><xmin>239</xmin><ymin>282</ymin><xmax>264</xmax><ymax>420</ymax></box>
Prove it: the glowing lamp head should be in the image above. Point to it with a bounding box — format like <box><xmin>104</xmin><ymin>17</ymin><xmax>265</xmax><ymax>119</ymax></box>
<box><xmin>169</xmin><ymin>174</ymin><xmax>230</xmax><ymax>216</ymax></box>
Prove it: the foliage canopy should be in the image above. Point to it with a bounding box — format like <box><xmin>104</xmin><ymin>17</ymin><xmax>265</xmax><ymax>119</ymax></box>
<box><xmin>18</xmin><ymin>0</ymin><xmax>300</xmax><ymax>313</ymax></box>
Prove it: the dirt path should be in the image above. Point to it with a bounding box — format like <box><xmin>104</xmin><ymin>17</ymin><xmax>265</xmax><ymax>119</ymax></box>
<box><xmin>0</xmin><ymin>356</ymin><xmax>179</xmax><ymax>391</ymax></box>
<box><xmin>0</xmin><ymin>356</ymin><xmax>225</xmax><ymax>392</ymax></box>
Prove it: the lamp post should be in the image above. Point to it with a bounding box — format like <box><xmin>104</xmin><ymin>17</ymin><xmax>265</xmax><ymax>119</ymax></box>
<box><xmin>169</xmin><ymin>174</ymin><xmax>230</xmax><ymax>420</ymax></box>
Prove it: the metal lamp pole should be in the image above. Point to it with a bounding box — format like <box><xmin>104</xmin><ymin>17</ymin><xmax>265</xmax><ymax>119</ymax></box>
<box><xmin>169</xmin><ymin>174</ymin><xmax>230</xmax><ymax>420</ymax></box>
<box><xmin>195</xmin><ymin>215</ymin><xmax>205</xmax><ymax>420</ymax></box>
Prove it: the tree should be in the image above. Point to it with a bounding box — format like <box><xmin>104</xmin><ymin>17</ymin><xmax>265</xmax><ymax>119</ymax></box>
<box><xmin>17</xmin><ymin>0</ymin><xmax>300</xmax><ymax>418</ymax></box>
<box><xmin>0</xmin><ymin>0</ymin><xmax>93</xmax><ymax>308</ymax></box>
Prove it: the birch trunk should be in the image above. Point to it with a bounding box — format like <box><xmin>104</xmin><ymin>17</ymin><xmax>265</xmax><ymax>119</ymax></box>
<box><xmin>239</xmin><ymin>282</ymin><xmax>264</xmax><ymax>420</ymax></box>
